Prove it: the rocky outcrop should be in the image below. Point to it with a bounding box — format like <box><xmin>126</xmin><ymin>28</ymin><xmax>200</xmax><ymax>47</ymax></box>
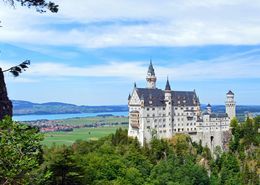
<box><xmin>0</xmin><ymin>68</ymin><xmax>13</xmax><ymax>120</ymax></box>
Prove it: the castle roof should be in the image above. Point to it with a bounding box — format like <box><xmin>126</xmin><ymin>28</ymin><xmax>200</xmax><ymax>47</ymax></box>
<box><xmin>147</xmin><ymin>60</ymin><xmax>155</xmax><ymax>76</ymax></box>
<box><xmin>135</xmin><ymin>88</ymin><xmax>199</xmax><ymax>107</ymax></box>
<box><xmin>165</xmin><ymin>78</ymin><xmax>171</xmax><ymax>91</ymax></box>
<box><xmin>227</xmin><ymin>90</ymin><xmax>234</xmax><ymax>95</ymax></box>
<box><xmin>210</xmin><ymin>113</ymin><xmax>228</xmax><ymax>118</ymax></box>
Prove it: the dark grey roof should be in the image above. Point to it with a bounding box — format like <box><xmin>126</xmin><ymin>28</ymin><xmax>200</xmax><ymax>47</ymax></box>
<box><xmin>128</xmin><ymin>94</ymin><xmax>131</xmax><ymax>100</ymax></box>
<box><xmin>210</xmin><ymin>113</ymin><xmax>228</xmax><ymax>118</ymax></box>
<box><xmin>227</xmin><ymin>90</ymin><xmax>234</xmax><ymax>95</ymax></box>
<box><xmin>165</xmin><ymin>78</ymin><xmax>171</xmax><ymax>91</ymax></box>
<box><xmin>136</xmin><ymin>88</ymin><xmax>165</xmax><ymax>106</ymax></box>
<box><xmin>171</xmin><ymin>91</ymin><xmax>200</xmax><ymax>106</ymax></box>
<box><xmin>207</xmin><ymin>103</ymin><xmax>211</xmax><ymax>107</ymax></box>
<box><xmin>135</xmin><ymin>88</ymin><xmax>200</xmax><ymax>107</ymax></box>
<box><xmin>147</xmin><ymin>60</ymin><xmax>155</xmax><ymax>76</ymax></box>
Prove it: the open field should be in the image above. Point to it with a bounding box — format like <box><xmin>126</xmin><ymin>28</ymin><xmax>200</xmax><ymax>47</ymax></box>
<box><xmin>42</xmin><ymin>125</ymin><xmax>128</xmax><ymax>146</ymax></box>
<box><xmin>58</xmin><ymin>116</ymin><xmax>128</xmax><ymax>125</ymax></box>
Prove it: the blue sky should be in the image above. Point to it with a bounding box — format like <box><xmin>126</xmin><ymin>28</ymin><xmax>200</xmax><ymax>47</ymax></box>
<box><xmin>0</xmin><ymin>0</ymin><xmax>260</xmax><ymax>105</ymax></box>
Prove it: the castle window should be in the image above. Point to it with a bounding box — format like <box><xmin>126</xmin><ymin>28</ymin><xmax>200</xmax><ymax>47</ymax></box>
<box><xmin>153</xmin><ymin>114</ymin><xmax>155</xmax><ymax>117</ymax></box>
<box><xmin>163</xmin><ymin>130</ymin><xmax>166</xmax><ymax>133</ymax></box>
<box><xmin>147</xmin><ymin>114</ymin><xmax>150</xmax><ymax>117</ymax></box>
<box><xmin>152</xmin><ymin>108</ymin><xmax>155</xmax><ymax>110</ymax></box>
<box><xmin>147</xmin><ymin>126</ymin><xmax>150</xmax><ymax>129</ymax></box>
<box><xmin>147</xmin><ymin>108</ymin><xmax>150</xmax><ymax>111</ymax></box>
<box><xmin>174</xmin><ymin>129</ymin><xmax>176</xmax><ymax>131</ymax></box>
<box><xmin>163</xmin><ymin>107</ymin><xmax>165</xmax><ymax>110</ymax></box>
<box><xmin>163</xmin><ymin>124</ymin><xmax>165</xmax><ymax>127</ymax></box>
<box><xmin>154</xmin><ymin>119</ymin><xmax>157</xmax><ymax>122</ymax></box>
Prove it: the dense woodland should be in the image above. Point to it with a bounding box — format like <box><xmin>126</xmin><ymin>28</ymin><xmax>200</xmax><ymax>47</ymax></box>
<box><xmin>0</xmin><ymin>116</ymin><xmax>259</xmax><ymax>185</ymax></box>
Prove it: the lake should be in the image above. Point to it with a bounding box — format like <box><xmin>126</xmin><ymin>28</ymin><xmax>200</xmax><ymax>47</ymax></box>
<box><xmin>13</xmin><ymin>111</ymin><xmax>129</xmax><ymax>121</ymax></box>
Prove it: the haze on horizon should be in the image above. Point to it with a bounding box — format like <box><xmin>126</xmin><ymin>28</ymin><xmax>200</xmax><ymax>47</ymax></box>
<box><xmin>0</xmin><ymin>0</ymin><xmax>260</xmax><ymax>105</ymax></box>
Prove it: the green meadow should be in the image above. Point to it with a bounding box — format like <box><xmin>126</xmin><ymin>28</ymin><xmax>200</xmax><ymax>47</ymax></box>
<box><xmin>56</xmin><ymin>116</ymin><xmax>128</xmax><ymax>125</ymax></box>
<box><xmin>43</xmin><ymin>126</ymin><xmax>128</xmax><ymax>146</ymax></box>
<box><xmin>42</xmin><ymin>116</ymin><xmax>128</xmax><ymax>146</ymax></box>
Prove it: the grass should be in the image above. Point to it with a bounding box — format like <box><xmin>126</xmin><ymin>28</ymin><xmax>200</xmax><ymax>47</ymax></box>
<box><xmin>42</xmin><ymin>125</ymin><xmax>128</xmax><ymax>146</ymax></box>
<box><xmin>57</xmin><ymin>116</ymin><xmax>128</xmax><ymax>126</ymax></box>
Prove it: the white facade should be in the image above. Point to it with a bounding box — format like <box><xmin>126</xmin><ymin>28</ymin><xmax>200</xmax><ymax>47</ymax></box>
<box><xmin>128</xmin><ymin>62</ymin><xmax>236</xmax><ymax>150</ymax></box>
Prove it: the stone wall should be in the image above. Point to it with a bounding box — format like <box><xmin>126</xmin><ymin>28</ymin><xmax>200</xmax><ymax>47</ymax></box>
<box><xmin>0</xmin><ymin>68</ymin><xmax>13</xmax><ymax>120</ymax></box>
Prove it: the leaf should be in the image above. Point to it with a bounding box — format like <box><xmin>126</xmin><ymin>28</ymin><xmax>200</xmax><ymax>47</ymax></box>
<box><xmin>10</xmin><ymin>70</ymin><xmax>19</xmax><ymax>77</ymax></box>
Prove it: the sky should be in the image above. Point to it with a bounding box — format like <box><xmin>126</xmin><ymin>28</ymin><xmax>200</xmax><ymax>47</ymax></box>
<box><xmin>0</xmin><ymin>0</ymin><xmax>260</xmax><ymax>105</ymax></box>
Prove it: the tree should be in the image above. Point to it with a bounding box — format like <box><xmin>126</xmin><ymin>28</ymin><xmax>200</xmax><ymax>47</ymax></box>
<box><xmin>0</xmin><ymin>117</ymin><xmax>44</xmax><ymax>184</ymax></box>
<box><xmin>2</xmin><ymin>0</ymin><xmax>58</xmax><ymax>13</ymax></box>
<box><xmin>0</xmin><ymin>61</ymin><xmax>31</xmax><ymax>119</ymax></box>
<box><xmin>0</xmin><ymin>0</ymin><xmax>58</xmax><ymax>119</ymax></box>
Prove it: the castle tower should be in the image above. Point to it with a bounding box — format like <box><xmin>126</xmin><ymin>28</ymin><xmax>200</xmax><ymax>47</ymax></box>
<box><xmin>146</xmin><ymin>60</ymin><xmax>157</xmax><ymax>89</ymax></box>
<box><xmin>206</xmin><ymin>103</ymin><xmax>212</xmax><ymax>114</ymax></box>
<box><xmin>225</xmin><ymin>90</ymin><xmax>236</xmax><ymax>120</ymax></box>
<box><xmin>164</xmin><ymin>77</ymin><xmax>172</xmax><ymax>137</ymax></box>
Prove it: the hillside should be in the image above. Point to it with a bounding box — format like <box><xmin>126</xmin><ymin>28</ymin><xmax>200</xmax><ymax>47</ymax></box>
<box><xmin>12</xmin><ymin>100</ymin><xmax>128</xmax><ymax>115</ymax></box>
<box><xmin>12</xmin><ymin>100</ymin><xmax>260</xmax><ymax>116</ymax></box>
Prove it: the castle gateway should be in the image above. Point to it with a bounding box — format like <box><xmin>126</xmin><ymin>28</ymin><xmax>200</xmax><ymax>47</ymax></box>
<box><xmin>128</xmin><ymin>62</ymin><xmax>235</xmax><ymax>151</ymax></box>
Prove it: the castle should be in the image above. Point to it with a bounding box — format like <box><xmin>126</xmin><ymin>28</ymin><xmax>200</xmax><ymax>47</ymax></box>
<box><xmin>128</xmin><ymin>62</ymin><xmax>235</xmax><ymax>151</ymax></box>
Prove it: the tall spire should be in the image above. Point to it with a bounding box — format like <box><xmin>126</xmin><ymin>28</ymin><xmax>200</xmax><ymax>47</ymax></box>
<box><xmin>146</xmin><ymin>60</ymin><xmax>157</xmax><ymax>89</ymax></box>
<box><xmin>147</xmin><ymin>60</ymin><xmax>155</xmax><ymax>76</ymax></box>
<box><xmin>165</xmin><ymin>77</ymin><xmax>171</xmax><ymax>91</ymax></box>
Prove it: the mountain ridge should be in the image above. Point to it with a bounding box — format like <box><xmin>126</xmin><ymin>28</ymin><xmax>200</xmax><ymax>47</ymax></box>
<box><xmin>12</xmin><ymin>100</ymin><xmax>260</xmax><ymax>116</ymax></box>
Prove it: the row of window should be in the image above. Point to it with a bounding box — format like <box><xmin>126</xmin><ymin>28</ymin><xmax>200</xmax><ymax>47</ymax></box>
<box><xmin>147</xmin><ymin>114</ymin><xmax>166</xmax><ymax>117</ymax></box>
<box><xmin>146</xmin><ymin>107</ymin><xmax>166</xmax><ymax>111</ymax></box>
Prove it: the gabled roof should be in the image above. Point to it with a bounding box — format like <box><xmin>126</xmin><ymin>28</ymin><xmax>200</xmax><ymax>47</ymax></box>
<box><xmin>135</xmin><ymin>88</ymin><xmax>200</xmax><ymax>107</ymax></box>
<box><xmin>136</xmin><ymin>88</ymin><xmax>165</xmax><ymax>106</ymax></box>
<box><xmin>171</xmin><ymin>91</ymin><xmax>200</xmax><ymax>106</ymax></box>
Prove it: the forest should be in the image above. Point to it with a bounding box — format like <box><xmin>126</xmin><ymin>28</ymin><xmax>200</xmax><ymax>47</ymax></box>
<box><xmin>0</xmin><ymin>116</ymin><xmax>259</xmax><ymax>185</ymax></box>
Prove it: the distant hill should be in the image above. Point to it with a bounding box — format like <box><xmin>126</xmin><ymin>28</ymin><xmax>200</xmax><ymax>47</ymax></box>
<box><xmin>12</xmin><ymin>100</ymin><xmax>260</xmax><ymax>116</ymax></box>
<box><xmin>12</xmin><ymin>100</ymin><xmax>128</xmax><ymax>115</ymax></box>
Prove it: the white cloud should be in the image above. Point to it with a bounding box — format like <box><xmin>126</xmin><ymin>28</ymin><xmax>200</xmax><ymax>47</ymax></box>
<box><xmin>0</xmin><ymin>0</ymin><xmax>260</xmax><ymax>48</ymax></box>
<box><xmin>1</xmin><ymin>49</ymin><xmax>260</xmax><ymax>82</ymax></box>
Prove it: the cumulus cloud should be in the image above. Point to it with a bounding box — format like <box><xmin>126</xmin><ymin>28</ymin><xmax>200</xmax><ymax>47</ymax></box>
<box><xmin>1</xmin><ymin>49</ymin><xmax>260</xmax><ymax>82</ymax></box>
<box><xmin>0</xmin><ymin>0</ymin><xmax>260</xmax><ymax>48</ymax></box>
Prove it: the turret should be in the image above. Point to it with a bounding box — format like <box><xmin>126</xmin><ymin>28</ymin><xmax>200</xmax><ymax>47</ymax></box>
<box><xmin>146</xmin><ymin>60</ymin><xmax>157</xmax><ymax>89</ymax></box>
<box><xmin>225</xmin><ymin>90</ymin><xmax>236</xmax><ymax>120</ymax></box>
<box><xmin>164</xmin><ymin>77</ymin><xmax>172</xmax><ymax>137</ymax></box>
<box><xmin>164</xmin><ymin>77</ymin><xmax>171</xmax><ymax>101</ymax></box>
<box><xmin>206</xmin><ymin>103</ymin><xmax>212</xmax><ymax>114</ymax></box>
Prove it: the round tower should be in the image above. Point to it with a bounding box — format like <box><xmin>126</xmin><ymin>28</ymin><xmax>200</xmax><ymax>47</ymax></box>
<box><xmin>146</xmin><ymin>60</ymin><xmax>157</xmax><ymax>89</ymax></box>
<box><xmin>225</xmin><ymin>90</ymin><xmax>236</xmax><ymax>120</ymax></box>
<box><xmin>206</xmin><ymin>103</ymin><xmax>212</xmax><ymax>114</ymax></box>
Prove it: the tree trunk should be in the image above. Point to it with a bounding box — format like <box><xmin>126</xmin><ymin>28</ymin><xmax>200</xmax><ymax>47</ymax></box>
<box><xmin>0</xmin><ymin>68</ymin><xmax>13</xmax><ymax>120</ymax></box>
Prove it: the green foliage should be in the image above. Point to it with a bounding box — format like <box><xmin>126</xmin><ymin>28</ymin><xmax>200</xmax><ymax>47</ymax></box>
<box><xmin>4</xmin><ymin>0</ymin><xmax>58</xmax><ymax>13</ymax></box>
<box><xmin>0</xmin><ymin>116</ymin><xmax>43</xmax><ymax>184</ymax></box>
<box><xmin>1</xmin><ymin>116</ymin><xmax>259</xmax><ymax>184</ymax></box>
